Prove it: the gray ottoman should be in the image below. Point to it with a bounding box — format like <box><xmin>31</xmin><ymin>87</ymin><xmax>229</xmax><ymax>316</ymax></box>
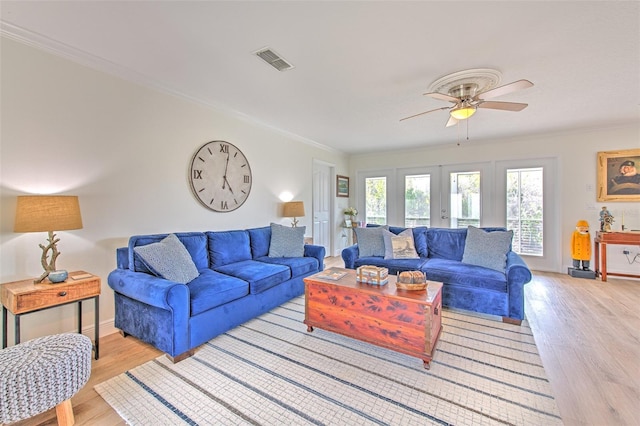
<box><xmin>0</xmin><ymin>333</ymin><xmax>92</xmax><ymax>425</ymax></box>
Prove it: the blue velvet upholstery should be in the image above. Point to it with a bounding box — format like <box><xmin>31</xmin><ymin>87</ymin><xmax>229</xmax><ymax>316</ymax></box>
<box><xmin>207</xmin><ymin>230</ymin><xmax>252</xmax><ymax>267</ymax></box>
<box><xmin>214</xmin><ymin>260</ymin><xmax>290</xmax><ymax>294</ymax></box>
<box><xmin>108</xmin><ymin>225</ymin><xmax>325</xmax><ymax>360</ymax></box>
<box><xmin>342</xmin><ymin>226</ymin><xmax>532</xmax><ymax>323</ymax></box>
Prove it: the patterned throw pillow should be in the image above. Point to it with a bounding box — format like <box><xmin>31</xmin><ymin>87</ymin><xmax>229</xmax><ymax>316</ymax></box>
<box><xmin>383</xmin><ymin>229</ymin><xmax>419</xmax><ymax>259</ymax></box>
<box><xmin>461</xmin><ymin>226</ymin><xmax>513</xmax><ymax>272</ymax></box>
<box><xmin>268</xmin><ymin>223</ymin><xmax>305</xmax><ymax>257</ymax></box>
<box><xmin>133</xmin><ymin>233</ymin><xmax>199</xmax><ymax>283</ymax></box>
<box><xmin>354</xmin><ymin>225</ymin><xmax>388</xmax><ymax>257</ymax></box>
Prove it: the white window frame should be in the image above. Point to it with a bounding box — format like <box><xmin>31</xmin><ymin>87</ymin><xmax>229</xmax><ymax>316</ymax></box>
<box><xmin>495</xmin><ymin>157</ymin><xmax>559</xmax><ymax>272</ymax></box>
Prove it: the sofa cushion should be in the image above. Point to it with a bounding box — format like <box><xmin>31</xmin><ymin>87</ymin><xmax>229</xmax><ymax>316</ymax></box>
<box><xmin>462</xmin><ymin>226</ymin><xmax>513</xmax><ymax>272</ymax></box>
<box><xmin>383</xmin><ymin>229</ymin><xmax>419</xmax><ymax>259</ymax></box>
<box><xmin>423</xmin><ymin>258</ymin><xmax>507</xmax><ymax>292</ymax></box>
<box><xmin>133</xmin><ymin>234</ymin><xmax>199</xmax><ymax>284</ymax></box>
<box><xmin>412</xmin><ymin>227</ymin><xmax>429</xmax><ymax>258</ymax></box>
<box><xmin>214</xmin><ymin>260</ymin><xmax>291</xmax><ymax>294</ymax></box>
<box><xmin>207</xmin><ymin>230</ymin><xmax>252</xmax><ymax>268</ymax></box>
<box><xmin>248</xmin><ymin>226</ymin><xmax>271</xmax><ymax>258</ymax></box>
<box><xmin>268</xmin><ymin>223</ymin><xmax>305</xmax><ymax>257</ymax></box>
<box><xmin>427</xmin><ymin>228</ymin><xmax>468</xmax><ymax>260</ymax></box>
<box><xmin>354</xmin><ymin>225</ymin><xmax>388</xmax><ymax>257</ymax></box>
<box><xmin>256</xmin><ymin>256</ymin><xmax>319</xmax><ymax>278</ymax></box>
<box><xmin>129</xmin><ymin>232</ymin><xmax>209</xmax><ymax>273</ymax></box>
<box><xmin>187</xmin><ymin>269</ymin><xmax>249</xmax><ymax>315</ymax></box>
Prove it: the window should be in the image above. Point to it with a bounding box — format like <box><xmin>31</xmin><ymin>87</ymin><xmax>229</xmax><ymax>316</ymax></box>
<box><xmin>365</xmin><ymin>177</ymin><xmax>386</xmax><ymax>225</ymax></box>
<box><xmin>405</xmin><ymin>174</ymin><xmax>430</xmax><ymax>227</ymax></box>
<box><xmin>507</xmin><ymin>168</ymin><xmax>543</xmax><ymax>256</ymax></box>
<box><xmin>450</xmin><ymin>171</ymin><xmax>480</xmax><ymax>229</ymax></box>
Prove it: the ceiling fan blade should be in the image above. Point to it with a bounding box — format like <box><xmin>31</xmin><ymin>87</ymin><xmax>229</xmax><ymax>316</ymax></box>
<box><xmin>474</xmin><ymin>79</ymin><xmax>533</xmax><ymax>101</ymax></box>
<box><xmin>446</xmin><ymin>115</ymin><xmax>458</xmax><ymax>127</ymax></box>
<box><xmin>423</xmin><ymin>92</ymin><xmax>460</xmax><ymax>103</ymax></box>
<box><xmin>400</xmin><ymin>106</ymin><xmax>450</xmax><ymax>122</ymax></box>
<box><xmin>478</xmin><ymin>101</ymin><xmax>528</xmax><ymax>111</ymax></box>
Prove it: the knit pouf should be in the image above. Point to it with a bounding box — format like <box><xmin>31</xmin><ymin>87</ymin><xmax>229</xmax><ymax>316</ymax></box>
<box><xmin>0</xmin><ymin>333</ymin><xmax>92</xmax><ymax>424</ymax></box>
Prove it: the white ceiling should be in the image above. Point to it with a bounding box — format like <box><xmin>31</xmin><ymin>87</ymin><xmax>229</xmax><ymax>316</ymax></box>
<box><xmin>1</xmin><ymin>1</ymin><xmax>639</xmax><ymax>154</ymax></box>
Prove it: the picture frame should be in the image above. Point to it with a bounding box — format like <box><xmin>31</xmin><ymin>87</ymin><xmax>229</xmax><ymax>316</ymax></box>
<box><xmin>336</xmin><ymin>175</ymin><xmax>350</xmax><ymax>197</ymax></box>
<box><xmin>597</xmin><ymin>148</ymin><xmax>640</xmax><ymax>202</ymax></box>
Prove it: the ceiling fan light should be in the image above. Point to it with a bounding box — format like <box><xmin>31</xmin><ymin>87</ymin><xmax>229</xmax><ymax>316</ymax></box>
<box><xmin>450</xmin><ymin>106</ymin><xmax>476</xmax><ymax>120</ymax></box>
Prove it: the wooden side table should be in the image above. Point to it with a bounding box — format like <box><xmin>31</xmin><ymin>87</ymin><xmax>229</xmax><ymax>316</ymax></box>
<box><xmin>1</xmin><ymin>271</ymin><xmax>100</xmax><ymax>359</ymax></box>
<box><xmin>594</xmin><ymin>231</ymin><xmax>640</xmax><ymax>282</ymax></box>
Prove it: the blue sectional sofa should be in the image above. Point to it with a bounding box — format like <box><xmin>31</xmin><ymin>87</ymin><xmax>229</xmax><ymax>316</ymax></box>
<box><xmin>108</xmin><ymin>226</ymin><xmax>325</xmax><ymax>361</ymax></box>
<box><xmin>342</xmin><ymin>225</ymin><xmax>532</xmax><ymax>324</ymax></box>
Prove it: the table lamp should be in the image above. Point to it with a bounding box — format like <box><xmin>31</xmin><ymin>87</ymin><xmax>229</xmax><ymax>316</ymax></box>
<box><xmin>283</xmin><ymin>201</ymin><xmax>305</xmax><ymax>227</ymax></box>
<box><xmin>14</xmin><ymin>195</ymin><xmax>83</xmax><ymax>283</ymax></box>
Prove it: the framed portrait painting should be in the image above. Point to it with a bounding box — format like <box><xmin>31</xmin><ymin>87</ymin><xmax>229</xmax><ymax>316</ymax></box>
<box><xmin>597</xmin><ymin>148</ymin><xmax>640</xmax><ymax>202</ymax></box>
<box><xmin>336</xmin><ymin>175</ymin><xmax>349</xmax><ymax>197</ymax></box>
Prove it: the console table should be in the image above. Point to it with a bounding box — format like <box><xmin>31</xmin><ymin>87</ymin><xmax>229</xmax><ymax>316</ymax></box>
<box><xmin>594</xmin><ymin>232</ymin><xmax>640</xmax><ymax>282</ymax></box>
<box><xmin>1</xmin><ymin>271</ymin><xmax>100</xmax><ymax>359</ymax></box>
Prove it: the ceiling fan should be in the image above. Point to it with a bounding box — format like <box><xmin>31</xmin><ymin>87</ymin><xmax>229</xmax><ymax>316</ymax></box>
<box><xmin>401</xmin><ymin>78</ymin><xmax>534</xmax><ymax>127</ymax></box>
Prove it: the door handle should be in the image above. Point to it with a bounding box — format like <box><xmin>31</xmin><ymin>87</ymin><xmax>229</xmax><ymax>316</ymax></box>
<box><xmin>441</xmin><ymin>215</ymin><xmax>449</xmax><ymax>219</ymax></box>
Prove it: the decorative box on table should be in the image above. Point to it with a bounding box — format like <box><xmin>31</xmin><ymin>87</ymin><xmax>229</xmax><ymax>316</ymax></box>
<box><xmin>356</xmin><ymin>265</ymin><xmax>389</xmax><ymax>285</ymax></box>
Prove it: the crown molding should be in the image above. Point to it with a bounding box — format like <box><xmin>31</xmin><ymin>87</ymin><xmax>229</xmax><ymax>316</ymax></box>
<box><xmin>0</xmin><ymin>21</ymin><xmax>340</xmax><ymax>154</ymax></box>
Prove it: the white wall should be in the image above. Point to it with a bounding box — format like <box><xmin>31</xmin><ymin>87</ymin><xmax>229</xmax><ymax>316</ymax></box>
<box><xmin>348</xmin><ymin>125</ymin><xmax>640</xmax><ymax>274</ymax></box>
<box><xmin>0</xmin><ymin>38</ymin><xmax>349</xmax><ymax>342</ymax></box>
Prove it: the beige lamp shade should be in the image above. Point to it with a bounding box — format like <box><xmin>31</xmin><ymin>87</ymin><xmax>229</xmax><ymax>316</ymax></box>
<box><xmin>283</xmin><ymin>201</ymin><xmax>305</xmax><ymax>218</ymax></box>
<box><xmin>14</xmin><ymin>195</ymin><xmax>83</xmax><ymax>233</ymax></box>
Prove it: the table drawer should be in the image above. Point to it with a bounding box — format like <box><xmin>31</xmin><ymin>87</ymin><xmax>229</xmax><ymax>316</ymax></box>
<box><xmin>13</xmin><ymin>280</ymin><xmax>100</xmax><ymax>313</ymax></box>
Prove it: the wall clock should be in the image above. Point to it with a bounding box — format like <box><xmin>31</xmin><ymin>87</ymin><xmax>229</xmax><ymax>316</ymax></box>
<box><xmin>189</xmin><ymin>141</ymin><xmax>252</xmax><ymax>212</ymax></box>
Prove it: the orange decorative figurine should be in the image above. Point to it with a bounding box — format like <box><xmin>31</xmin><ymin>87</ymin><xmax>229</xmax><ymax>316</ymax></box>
<box><xmin>568</xmin><ymin>219</ymin><xmax>595</xmax><ymax>279</ymax></box>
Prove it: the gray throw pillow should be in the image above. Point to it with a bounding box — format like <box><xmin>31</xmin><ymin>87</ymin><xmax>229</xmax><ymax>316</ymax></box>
<box><xmin>383</xmin><ymin>229</ymin><xmax>419</xmax><ymax>259</ymax></box>
<box><xmin>268</xmin><ymin>223</ymin><xmax>305</xmax><ymax>257</ymax></box>
<box><xmin>354</xmin><ymin>225</ymin><xmax>388</xmax><ymax>257</ymax></box>
<box><xmin>133</xmin><ymin>233</ymin><xmax>199</xmax><ymax>283</ymax></box>
<box><xmin>462</xmin><ymin>226</ymin><xmax>513</xmax><ymax>272</ymax></box>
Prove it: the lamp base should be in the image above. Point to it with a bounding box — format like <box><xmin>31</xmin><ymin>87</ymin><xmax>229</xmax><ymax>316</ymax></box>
<box><xmin>291</xmin><ymin>217</ymin><xmax>299</xmax><ymax>227</ymax></box>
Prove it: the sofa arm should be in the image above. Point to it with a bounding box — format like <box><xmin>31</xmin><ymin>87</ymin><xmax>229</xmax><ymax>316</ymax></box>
<box><xmin>107</xmin><ymin>269</ymin><xmax>190</xmax><ymax>311</ymax></box>
<box><xmin>506</xmin><ymin>251</ymin><xmax>533</xmax><ymax>285</ymax></box>
<box><xmin>341</xmin><ymin>245</ymin><xmax>359</xmax><ymax>269</ymax></box>
<box><xmin>505</xmin><ymin>251</ymin><xmax>533</xmax><ymax>320</ymax></box>
<box><xmin>304</xmin><ymin>244</ymin><xmax>326</xmax><ymax>271</ymax></box>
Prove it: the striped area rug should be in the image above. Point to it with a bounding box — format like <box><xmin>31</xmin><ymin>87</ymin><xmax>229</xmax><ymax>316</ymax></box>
<box><xmin>95</xmin><ymin>296</ymin><xmax>562</xmax><ymax>425</ymax></box>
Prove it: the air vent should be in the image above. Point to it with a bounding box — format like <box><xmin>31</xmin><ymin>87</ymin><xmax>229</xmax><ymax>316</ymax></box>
<box><xmin>254</xmin><ymin>47</ymin><xmax>294</xmax><ymax>72</ymax></box>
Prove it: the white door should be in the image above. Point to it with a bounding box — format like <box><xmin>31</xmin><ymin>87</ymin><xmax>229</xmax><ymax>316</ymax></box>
<box><xmin>312</xmin><ymin>162</ymin><xmax>331</xmax><ymax>256</ymax></box>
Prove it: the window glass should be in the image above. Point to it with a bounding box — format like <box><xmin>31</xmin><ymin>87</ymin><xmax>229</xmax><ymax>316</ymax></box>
<box><xmin>365</xmin><ymin>177</ymin><xmax>386</xmax><ymax>225</ymax></box>
<box><xmin>450</xmin><ymin>172</ymin><xmax>480</xmax><ymax>228</ymax></box>
<box><xmin>507</xmin><ymin>168</ymin><xmax>543</xmax><ymax>256</ymax></box>
<box><xmin>405</xmin><ymin>174</ymin><xmax>430</xmax><ymax>227</ymax></box>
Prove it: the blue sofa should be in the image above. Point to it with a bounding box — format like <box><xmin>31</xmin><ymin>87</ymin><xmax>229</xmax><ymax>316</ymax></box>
<box><xmin>342</xmin><ymin>226</ymin><xmax>532</xmax><ymax>324</ymax></box>
<box><xmin>108</xmin><ymin>226</ymin><xmax>325</xmax><ymax>361</ymax></box>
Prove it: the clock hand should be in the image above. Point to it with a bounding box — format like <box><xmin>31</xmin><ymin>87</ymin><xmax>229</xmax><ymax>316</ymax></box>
<box><xmin>224</xmin><ymin>176</ymin><xmax>235</xmax><ymax>194</ymax></box>
<box><xmin>222</xmin><ymin>154</ymin><xmax>230</xmax><ymax>189</ymax></box>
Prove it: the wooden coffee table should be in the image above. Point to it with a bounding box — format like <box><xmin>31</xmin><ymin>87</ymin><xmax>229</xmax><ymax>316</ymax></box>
<box><xmin>303</xmin><ymin>268</ymin><xmax>442</xmax><ymax>369</ymax></box>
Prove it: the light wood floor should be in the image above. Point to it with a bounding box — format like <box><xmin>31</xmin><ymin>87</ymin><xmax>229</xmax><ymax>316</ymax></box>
<box><xmin>10</xmin><ymin>257</ymin><xmax>639</xmax><ymax>426</ymax></box>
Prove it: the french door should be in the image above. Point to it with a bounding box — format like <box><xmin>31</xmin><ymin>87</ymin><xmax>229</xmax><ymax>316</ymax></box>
<box><xmin>399</xmin><ymin>163</ymin><xmax>492</xmax><ymax>229</ymax></box>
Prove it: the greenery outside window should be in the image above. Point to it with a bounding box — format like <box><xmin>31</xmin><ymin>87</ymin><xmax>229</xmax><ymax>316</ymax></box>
<box><xmin>507</xmin><ymin>167</ymin><xmax>543</xmax><ymax>256</ymax></box>
<box><xmin>365</xmin><ymin>177</ymin><xmax>386</xmax><ymax>225</ymax></box>
<box><xmin>405</xmin><ymin>174</ymin><xmax>430</xmax><ymax>227</ymax></box>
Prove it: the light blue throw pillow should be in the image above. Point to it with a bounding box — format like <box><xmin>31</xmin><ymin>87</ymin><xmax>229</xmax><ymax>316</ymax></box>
<box><xmin>354</xmin><ymin>225</ymin><xmax>388</xmax><ymax>257</ymax></box>
<box><xmin>462</xmin><ymin>226</ymin><xmax>513</xmax><ymax>272</ymax></box>
<box><xmin>133</xmin><ymin>233</ymin><xmax>200</xmax><ymax>283</ymax></box>
<box><xmin>382</xmin><ymin>229</ymin><xmax>419</xmax><ymax>259</ymax></box>
<box><xmin>268</xmin><ymin>223</ymin><xmax>305</xmax><ymax>257</ymax></box>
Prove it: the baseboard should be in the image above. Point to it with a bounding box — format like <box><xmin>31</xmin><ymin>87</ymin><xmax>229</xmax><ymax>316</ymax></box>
<box><xmin>82</xmin><ymin>318</ymin><xmax>118</xmax><ymax>339</ymax></box>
